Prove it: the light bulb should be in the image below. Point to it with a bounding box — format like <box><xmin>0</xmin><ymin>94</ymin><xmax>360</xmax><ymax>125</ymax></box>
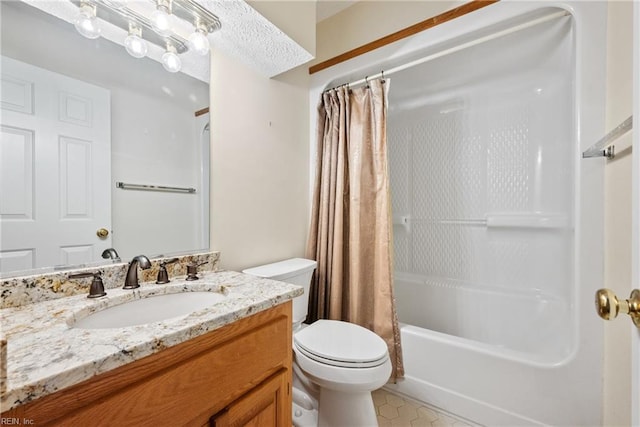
<box><xmin>151</xmin><ymin>1</ymin><xmax>173</xmax><ymax>36</ymax></box>
<box><xmin>162</xmin><ymin>44</ymin><xmax>181</xmax><ymax>73</ymax></box>
<box><xmin>74</xmin><ymin>3</ymin><xmax>101</xmax><ymax>39</ymax></box>
<box><xmin>124</xmin><ymin>23</ymin><xmax>148</xmax><ymax>58</ymax></box>
<box><xmin>188</xmin><ymin>25</ymin><xmax>209</xmax><ymax>56</ymax></box>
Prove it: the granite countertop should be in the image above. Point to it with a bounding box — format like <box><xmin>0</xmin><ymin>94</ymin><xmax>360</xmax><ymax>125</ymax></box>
<box><xmin>0</xmin><ymin>270</ymin><xmax>302</xmax><ymax>411</ymax></box>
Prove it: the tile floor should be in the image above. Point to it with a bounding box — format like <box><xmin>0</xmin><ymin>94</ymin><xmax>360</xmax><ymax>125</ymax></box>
<box><xmin>373</xmin><ymin>388</ymin><xmax>476</xmax><ymax>427</ymax></box>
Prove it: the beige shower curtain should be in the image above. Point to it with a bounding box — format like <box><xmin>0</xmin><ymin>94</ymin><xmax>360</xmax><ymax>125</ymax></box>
<box><xmin>306</xmin><ymin>78</ymin><xmax>404</xmax><ymax>380</ymax></box>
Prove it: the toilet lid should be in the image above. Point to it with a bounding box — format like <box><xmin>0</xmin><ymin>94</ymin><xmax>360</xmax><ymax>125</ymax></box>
<box><xmin>294</xmin><ymin>320</ymin><xmax>389</xmax><ymax>368</ymax></box>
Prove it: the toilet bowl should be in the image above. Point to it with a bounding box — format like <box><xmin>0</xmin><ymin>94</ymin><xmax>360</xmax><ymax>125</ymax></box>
<box><xmin>243</xmin><ymin>258</ymin><xmax>392</xmax><ymax>427</ymax></box>
<box><xmin>293</xmin><ymin>319</ymin><xmax>392</xmax><ymax>426</ymax></box>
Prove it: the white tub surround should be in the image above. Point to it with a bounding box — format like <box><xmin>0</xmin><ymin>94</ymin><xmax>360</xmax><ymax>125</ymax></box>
<box><xmin>310</xmin><ymin>2</ymin><xmax>607</xmax><ymax>425</ymax></box>
<box><xmin>0</xmin><ymin>270</ymin><xmax>302</xmax><ymax>411</ymax></box>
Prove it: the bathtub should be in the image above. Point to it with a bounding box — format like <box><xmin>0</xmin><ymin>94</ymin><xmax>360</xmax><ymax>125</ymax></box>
<box><xmin>392</xmin><ymin>272</ymin><xmax>574</xmax><ymax>366</ymax></box>
<box><xmin>387</xmin><ymin>273</ymin><xmax>576</xmax><ymax>425</ymax></box>
<box><xmin>310</xmin><ymin>2</ymin><xmax>607</xmax><ymax>425</ymax></box>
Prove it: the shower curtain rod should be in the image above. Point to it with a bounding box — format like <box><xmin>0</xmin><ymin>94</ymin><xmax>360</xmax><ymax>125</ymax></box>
<box><xmin>329</xmin><ymin>9</ymin><xmax>569</xmax><ymax>92</ymax></box>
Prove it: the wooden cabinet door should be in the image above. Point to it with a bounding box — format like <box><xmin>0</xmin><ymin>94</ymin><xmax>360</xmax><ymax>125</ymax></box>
<box><xmin>212</xmin><ymin>369</ymin><xmax>291</xmax><ymax>427</ymax></box>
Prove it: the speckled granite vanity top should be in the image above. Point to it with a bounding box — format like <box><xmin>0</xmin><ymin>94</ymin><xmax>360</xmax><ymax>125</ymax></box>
<box><xmin>0</xmin><ymin>270</ymin><xmax>302</xmax><ymax>411</ymax></box>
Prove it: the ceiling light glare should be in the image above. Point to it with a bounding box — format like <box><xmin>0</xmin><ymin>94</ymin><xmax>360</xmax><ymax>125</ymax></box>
<box><xmin>188</xmin><ymin>22</ymin><xmax>210</xmax><ymax>56</ymax></box>
<box><xmin>124</xmin><ymin>23</ymin><xmax>148</xmax><ymax>58</ymax></box>
<box><xmin>162</xmin><ymin>44</ymin><xmax>181</xmax><ymax>73</ymax></box>
<box><xmin>74</xmin><ymin>2</ymin><xmax>101</xmax><ymax>39</ymax></box>
<box><xmin>151</xmin><ymin>0</ymin><xmax>173</xmax><ymax>36</ymax></box>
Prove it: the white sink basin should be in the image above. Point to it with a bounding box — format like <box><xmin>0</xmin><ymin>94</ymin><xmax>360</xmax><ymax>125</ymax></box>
<box><xmin>73</xmin><ymin>292</ymin><xmax>227</xmax><ymax>329</ymax></box>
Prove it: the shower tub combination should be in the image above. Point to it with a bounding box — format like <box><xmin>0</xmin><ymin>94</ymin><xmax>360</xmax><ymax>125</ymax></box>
<box><xmin>310</xmin><ymin>2</ymin><xmax>607</xmax><ymax>426</ymax></box>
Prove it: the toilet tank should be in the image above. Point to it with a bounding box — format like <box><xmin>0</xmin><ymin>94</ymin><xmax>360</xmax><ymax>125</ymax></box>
<box><xmin>242</xmin><ymin>258</ymin><xmax>317</xmax><ymax>328</ymax></box>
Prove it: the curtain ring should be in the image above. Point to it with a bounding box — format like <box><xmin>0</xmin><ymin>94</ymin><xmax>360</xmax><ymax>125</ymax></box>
<box><xmin>381</xmin><ymin>70</ymin><xmax>385</xmax><ymax>83</ymax></box>
<box><xmin>365</xmin><ymin>75</ymin><xmax>369</xmax><ymax>88</ymax></box>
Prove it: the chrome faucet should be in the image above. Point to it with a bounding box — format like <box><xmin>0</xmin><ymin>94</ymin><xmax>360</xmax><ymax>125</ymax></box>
<box><xmin>123</xmin><ymin>255</ymin><xmax>151</xmax><ymax>289</ymax></box>
<box><xmin>101</xmin><ymin>248</ymin><xmax>121</xmax><ymax>262</ymax></box>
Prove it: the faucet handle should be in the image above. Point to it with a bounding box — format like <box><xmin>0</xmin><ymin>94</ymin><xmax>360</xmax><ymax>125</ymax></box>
<box><xmin>185</xmin><ymin>262</ymin><xmax>207</xmax><ymax>281</ymax></box>
<box><xmin>156</xmin><ymin>258</ymin><xmax>179</xmax><ymax>284</ymax></box>
<box><xmin>69</xmin><ymin>271</ymin><xmax>106</xmax><ymax>298</ymax></box>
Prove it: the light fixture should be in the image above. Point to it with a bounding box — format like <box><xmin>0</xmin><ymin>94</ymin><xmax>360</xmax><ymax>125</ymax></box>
<box><xmin>74</xmin><ymin>1</ymin><xmax>102</xmax><ymax>39</ymax></box>
<box><xmin>151</xmin><ymin>0</ymin><xmax>174</xmax><ymax>37</ymax></box>
<box><xmin>187</xmin><ymin>19</ymin><xmax>210</xmax><ymax>56</ymax></box>
<box><xmin>161</xmin><ymin>43</ymin><xmax>182</xmax><ymax>73</ymax></box>
<box><xmin>70</xmin><ymin>0</ymin><xmax>221</xmax><ymax>73</ymax></box>
<box><xmin>124</xmin><ymin>23</ymin><xmax>148</xmax><ymax>58</ymax></box>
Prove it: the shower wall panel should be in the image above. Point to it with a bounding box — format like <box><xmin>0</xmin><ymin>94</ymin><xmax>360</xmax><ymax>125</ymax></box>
<box><xmin>388</xmin><ymin>15</ymin><xmax>575</xmax><ymax>361</ymax></box>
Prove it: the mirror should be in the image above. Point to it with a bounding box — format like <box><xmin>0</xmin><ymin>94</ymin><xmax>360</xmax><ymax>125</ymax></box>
<box><xmin>0</xmin><ymin>1</ymin><xmax>210</xmax><ymax>276</ymax></box>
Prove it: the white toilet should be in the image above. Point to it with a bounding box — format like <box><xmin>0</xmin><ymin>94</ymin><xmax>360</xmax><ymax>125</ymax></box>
<box><xmin>243</xmin><ymin>258</ymin><xmax>392</xmax><ymax>427</ymax></box>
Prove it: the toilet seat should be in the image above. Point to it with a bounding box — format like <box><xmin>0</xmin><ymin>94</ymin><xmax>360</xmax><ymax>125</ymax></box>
<box><xmin>293</xmin><ymin>320</ymin><xmax>389</xmax><ymax>368</ymax></box>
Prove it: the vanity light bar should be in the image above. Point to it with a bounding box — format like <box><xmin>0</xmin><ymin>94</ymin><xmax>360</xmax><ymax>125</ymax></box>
<box><xmin>171</xmin><ymin>0</ymin><xmax>222</xmax><ymax>34</ymax></box>
<box><xmin>92</xmin><ymin>1</ymin><xmax>189</xmax><ymax>53</ymax></box>
<box><xmin>71</xmin><ymin>0</ymin><xmax>221</xmax><ymax>55</ymax></box>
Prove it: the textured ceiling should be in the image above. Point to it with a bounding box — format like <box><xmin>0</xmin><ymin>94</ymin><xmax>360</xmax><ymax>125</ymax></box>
<box><xmin>203</xmin><ymin>0</ymin><xmax>314</xmax><ymax>77</ymax></box>
<box><xmin>20</xmin><ymin>0</ymin><xmax>313</xmax><ymax>81</ymax></box>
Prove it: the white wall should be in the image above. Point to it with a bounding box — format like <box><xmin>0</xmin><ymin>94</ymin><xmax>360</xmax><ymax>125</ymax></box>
<box><xmin>209</xmin><ymin>52</ymin><xmax>310</xmax><ymax>271</ymax></box>
<box><xmin>208</xmin><ymin>0</ymin><xmax>462</xmax><ymax>272</ymax></box>
<box><xmin>603</xmin><ymin>1</ymin><xmax>634</xmax><ymax>425</ymax></box>
<box><xmin>314</xmin><ymin>0</ymin><xmax>461</xmax><ymax>65</ymax></box>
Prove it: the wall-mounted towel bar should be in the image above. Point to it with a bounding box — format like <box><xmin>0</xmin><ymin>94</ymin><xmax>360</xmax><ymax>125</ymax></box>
<box><xmin>116</xmin><ymin>182</ymin><xmax>196</xmax><ymax>194</ymax></box>
<box><xmin>582</xmin><ymin>115</ymin><xmax>633</xmax><ymax>159</ymax></box>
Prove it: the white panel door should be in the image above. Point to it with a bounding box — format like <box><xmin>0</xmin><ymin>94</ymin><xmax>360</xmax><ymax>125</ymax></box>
<box><xmin>0</xmin><ymin>56</ymin><xmax>111</xmax><ymax>273</ymax></box>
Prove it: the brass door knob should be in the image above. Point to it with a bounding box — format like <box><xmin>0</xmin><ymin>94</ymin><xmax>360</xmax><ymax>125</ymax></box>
<box><xmin>595</xmin><ymin>288</ymin><xmax>640</xmax><ymax>328</ymax></box>
<box><xmin>96</xmin><ymin>228</ymin><xmax>109</xmax><ymax>238</ymax></box>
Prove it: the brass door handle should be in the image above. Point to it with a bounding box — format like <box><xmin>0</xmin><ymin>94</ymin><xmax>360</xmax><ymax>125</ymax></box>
<box><xmin>96</xmin><ymin>228</ymin><xmax>109</xmax><ymax>238</ymax></box>
<box><xmin>595</xmin><ymin>288</ymin><xmax>640</xmax><ymax>328</ymax></box>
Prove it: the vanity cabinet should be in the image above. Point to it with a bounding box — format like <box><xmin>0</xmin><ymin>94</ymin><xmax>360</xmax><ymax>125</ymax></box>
<box><xmin>211</xmin><ymin>369</ymin><xmax>289</xmax><ymax>426</ymax></box>
<box><xmin>2</xmin><ymin>301</ymin><xmax>293</xmax><ymax>426</ymax></box>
